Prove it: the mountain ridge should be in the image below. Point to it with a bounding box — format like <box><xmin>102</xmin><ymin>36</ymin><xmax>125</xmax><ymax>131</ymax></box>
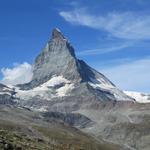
<box><xmin>16</xmin><ymin>28</ymin><xmax>134</xmax><ymax>105</ymax></box>
<box><xmin>0</xmin><ymin>28</ymin><xmax>150</xmax><ymax>150</ymax></box>
<box><xmin>124</xmin><ymin>91</ymin><xmax>150</xmax><ymax>103</ymax></box>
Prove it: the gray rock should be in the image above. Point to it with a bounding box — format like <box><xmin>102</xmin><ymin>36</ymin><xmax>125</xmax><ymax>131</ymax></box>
<box><xmin>17</xmin><ymin>28</ymin><xmax>134</xmax><ymax>103</ymax></box>
<box><xmin>0</xmin><ymin>83</ymin><xmax>15</xmax><ymax>105</ymax></box>
<box><xmin>0</xmin><ymin>28</ymin><xmax>149</xmax><ymax>150</ymax></box>
<box><xmin>42</xmin><ymin>111</ymin><xmax>94</xmax><ymax>128</ymax></box>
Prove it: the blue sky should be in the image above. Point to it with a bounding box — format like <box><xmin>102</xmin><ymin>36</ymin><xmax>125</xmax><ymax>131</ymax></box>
<box><xmin>0</xmin><ymin>0</ymin><xmax>150</xmax><ymax>92</ymax></box>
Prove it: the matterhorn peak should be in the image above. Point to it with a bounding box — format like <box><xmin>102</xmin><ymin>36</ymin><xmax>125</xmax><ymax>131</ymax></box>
<box><xmin>17</xmin><ymin>28</ymin><xmax>134</xmax><ymax>102</ymax></box>
<box><xmin>24</xmin><ymin>28</ymin><xmax>81</xmax><ymax>88</ymax></box>
<box><xmin>52</xmin><ymin>28</ymin><xmax>65</xmax><ymax>40</ymax></box>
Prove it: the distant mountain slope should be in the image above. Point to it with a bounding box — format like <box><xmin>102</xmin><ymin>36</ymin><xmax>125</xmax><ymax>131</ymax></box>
<box><xmin>124</xmin><ymin>91</ymin><xmax>150</xmax><ymax>103</ymax></box>
<box><xmin>0</xmin><ymin>105</ymin><xmax>122</xmax><ymax>150</ymax></box>
<box><xmin>0</xmin><ymin>83</ymin><xmax>15</xmax><ymax>105</ymax></box>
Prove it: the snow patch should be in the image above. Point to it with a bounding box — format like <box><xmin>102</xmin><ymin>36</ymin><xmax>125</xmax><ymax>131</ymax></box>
<box><xmin>89</xmin><ymin>77</ymin><xmax>114</xmax><ymax>89</ymax></box>
<box><xmin>16</xmin><ymin>76</ymin><xmax>74</xmax><ymax>100</ymax></box>
<box><xmin>124</xmin><ymin>91</ymin><xmax>150</xmax><ymax>103</ymax></box>
<box><xmin>56</xmin><ymin>84</ymin><xmax>74</xmax><ymax>97</ymax></box>
<box><xmin>30</xmin><ymin>106</ymin><xmax>48</xmax><ymax>112</ymax></box>
<box><xmin>0</xmin><ymin>85</ymin><xmax>14</xmax><ymax>96</ymax></box>
<box><xmin>89</xmin><ymin>77</ymin><xmax>134</xmax><ymax>101</ymax></box>
<box><xmin>0</xmin><ymin>92</ymin><xmax>12</xmax><ymax>96</ymax></box>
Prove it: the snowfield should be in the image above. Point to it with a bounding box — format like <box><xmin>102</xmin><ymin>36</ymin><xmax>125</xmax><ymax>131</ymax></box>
<box><xmin>16</xmin><ymin>75</ymin><xmax>74</xmax><ymax>100</ymax></box>
<box><xmin>124</xmin><ymin>91</ymin><xmax>150</xmax><ymax>103</ymax></box>
<box><xmin>89</xmin><ymin>77</ymin><xmax>135</xmax><ymax>101</ymax></box>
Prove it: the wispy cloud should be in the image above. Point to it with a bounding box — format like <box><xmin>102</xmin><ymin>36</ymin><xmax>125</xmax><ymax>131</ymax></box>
<box><xmin>59</xmin><ymin>8</ymin><xmax>150</xmax><ymax>40</ymax></box>
<box><xmin>77</xmin><ymin>43</ymin><xmax>131</xmax><ymax>56</ymax></box>
<box><xmin>101</xmin><ymin>57</ymin><xmax>150</xmax><ymax>93</ymax></box>
<box><xmin>0</xmin><ymin>62</ymin><xmax>33</xmax><ymax>85</ymax></box>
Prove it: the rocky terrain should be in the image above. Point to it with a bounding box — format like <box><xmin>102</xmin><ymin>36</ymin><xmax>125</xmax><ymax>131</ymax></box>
<box><xmin>0</xmin><ymin>28</ymin><xmax>150</xmax><ymax>150</ymax></box>
<box><xmin>0</xmin><ymin>105</ymin><xmax>122</xmax><ymax>150</ymax></box>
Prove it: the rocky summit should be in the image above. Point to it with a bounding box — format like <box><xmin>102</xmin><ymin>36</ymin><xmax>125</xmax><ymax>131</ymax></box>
<box><xmin>17</xmin><ymin>28</ymin><xmax>134</xmax><ymax>108</ymax></box>
<box><xmin>0</xmin><ymin>29</ymin><xmax>150</xmax><ymax>150</ymax></box>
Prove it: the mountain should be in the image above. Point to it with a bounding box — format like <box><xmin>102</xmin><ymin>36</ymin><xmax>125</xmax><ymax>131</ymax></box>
<box><xmin>124</xmin><ymin>91</ymin><xmax>150</xmax><ymax>103</ymax></box>
<box><xmin>0</xmin><ymin>83</ymin><xmax>15</xmax><ymax>105</ymax></box>
<box><xmin>0</xmin><ymin>105</ymin><xmax>122</xmax><ymax>150</ymax></box>
<box><xmin>0</xmin><ymin>28</ymin><xmax>150</xmax><ymax>150</ymax></box>
<box><xmin>16</xmin><ymin>28</ymin><xmax>134</xmax><ymax>112</ymax></box>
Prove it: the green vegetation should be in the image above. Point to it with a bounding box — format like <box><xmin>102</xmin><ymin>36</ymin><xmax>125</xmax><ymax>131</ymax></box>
<box><xmin>0</xmin><ymin>106</ymin><xmax>122</xmax><ymax>150</ymax></box>
<box><xmin>0</xmin><ymin>121</ymin><xmax>121</xmax><ymax>150</ymax></box>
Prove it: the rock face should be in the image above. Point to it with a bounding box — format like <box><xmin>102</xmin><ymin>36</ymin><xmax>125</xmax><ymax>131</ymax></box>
<box><xmin>32</xmin><ymin>28</ymin><xmax>81</xmax><ymax>87</ymax></box>
<box><xmin>20</xmin><ymin>28</ymin><xmax>114</xmax><ymax>89</ymax></box>
<box><xmin>17</xmin><ymin>28</ymin><xmax>134</xmax><ymax>107</ymax></box>
<box><xmin>0</xmin><ymin>84</ymin><xmax>15</xmax><ymax>105</ymax></box>
<box><xmin>42</xmin><ymin>111</ymin><xmax>94</xmax><ymax>128</ymax></box>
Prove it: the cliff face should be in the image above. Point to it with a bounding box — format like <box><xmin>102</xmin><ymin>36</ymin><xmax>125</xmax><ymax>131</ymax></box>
<box><xmin>32</xmin><ymin>28</ymin><xmax>81</xmax><ymax>86</ymax></box>
<box><xmin>17</xmin><ymin>28</ymin><xmax>133</xmax><ymax>105</ymax></box>
<box><xmin>0</xmin><ymin>83</ymin><xmax>15</xmax><ymax>105</ymax></box>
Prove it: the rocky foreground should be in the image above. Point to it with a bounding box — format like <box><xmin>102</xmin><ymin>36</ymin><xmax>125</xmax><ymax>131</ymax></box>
<box><xmin>0</xmin><ymin>105</ymin><xmax>122</xmax><ymax>150</ymax></box>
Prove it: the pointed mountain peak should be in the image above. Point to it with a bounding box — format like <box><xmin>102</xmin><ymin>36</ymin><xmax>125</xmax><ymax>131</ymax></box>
<box><xmin>25</xmin><ymin>28</ymin><xmax>81</xmax><ymax>88</ymax></box>
<box><xmin>17</xmin><ymin>29</ymin><xmax>134</xmax><ymax>102</ymax></box>
<box><xmin>52</xmin><ymin>28</ymin><xmax>65</xmax><ymax>40</ymax></box>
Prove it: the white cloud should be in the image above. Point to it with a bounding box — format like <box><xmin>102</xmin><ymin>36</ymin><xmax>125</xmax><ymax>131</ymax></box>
<box><xmin>101</xmin><ymin>58</ymin><xmax>150</xmax><ymax>93</ymax></box>
<box><xmin>77</xmin><ymin>43</ymin><xmax>131</xmax><ymax>56</ymax></box>
<box><xmin>60</xmin><ymin>9</ymin><xmax>150</xmax><ymax>40</ymax></box>
<box><xmin>1</xmin><ymin>62</ymin><xmax>33</xmax><ymax>85</ymax></box>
